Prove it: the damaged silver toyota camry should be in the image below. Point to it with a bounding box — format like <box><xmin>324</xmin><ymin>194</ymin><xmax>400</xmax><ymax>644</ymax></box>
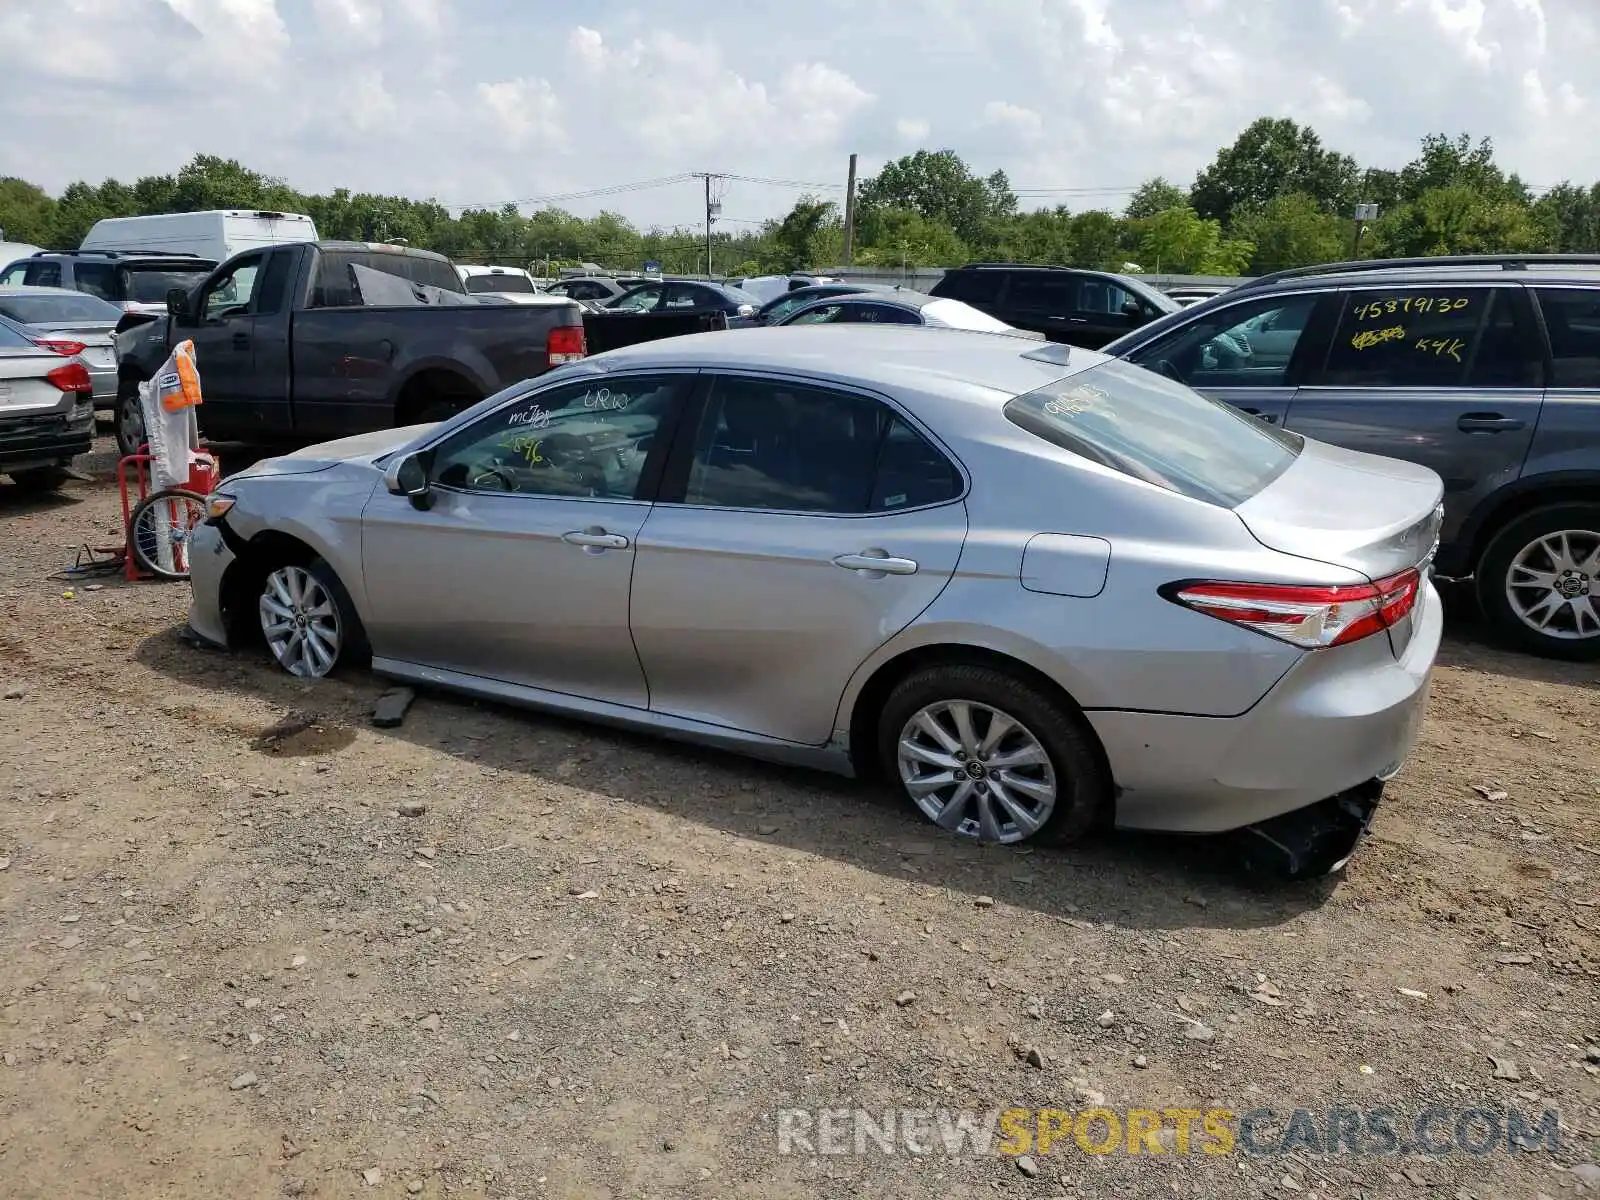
<box><xmin>186</xmin><ymin>326</ymin><xmax>1443</xmax><ymax>878</ymax></box>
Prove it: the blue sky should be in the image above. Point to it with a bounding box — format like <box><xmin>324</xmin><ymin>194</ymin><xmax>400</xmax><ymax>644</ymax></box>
<box><xmin>0</xmin><ymin>0</ymin><xmax>1592</xmax><ymax>231</ymax></box>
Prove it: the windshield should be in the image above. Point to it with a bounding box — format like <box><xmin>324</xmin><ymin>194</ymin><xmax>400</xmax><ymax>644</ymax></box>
<box><xmin>0</xmin><ymin>292</ymin><xmax>124</xmax><ymax>324</ymax></box>
<box><xmin>464</xmin><ymin>274</ymin><xmax>534</xmax><ymax>294</ymax></box>
<box><xmin>1004</xmin><ymin>358</ymin><xmax>1301</xmax><ymax>508</ymax></box>
<box><xmin>123</xmin><ymin>266</ymin><xmax>213</xmax><ymax>303</ymax></box>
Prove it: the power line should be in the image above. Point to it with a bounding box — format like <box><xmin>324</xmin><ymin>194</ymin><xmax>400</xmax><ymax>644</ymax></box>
<box><xmin>439</xmin><ymin>173</ymin><xmax>698</xmax><ymax>212</ymax></box>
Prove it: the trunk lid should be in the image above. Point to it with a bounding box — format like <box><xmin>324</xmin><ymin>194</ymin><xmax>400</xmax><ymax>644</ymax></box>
<box><xmin>1234</xmin><ymin>438</ymin><xmax>1443</xmax><ymax>656</ymax></box>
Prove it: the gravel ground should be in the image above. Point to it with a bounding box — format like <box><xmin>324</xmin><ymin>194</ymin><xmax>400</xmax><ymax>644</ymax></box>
<box><xmin>0</xmin><ymin>446</ymin><xmax>1597</xmax><ymax>1199</ymax></box>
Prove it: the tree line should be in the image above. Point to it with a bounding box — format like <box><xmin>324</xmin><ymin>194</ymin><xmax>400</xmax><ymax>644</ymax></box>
<box><xmin>4</xmin><ymin>119</ymin><xmax>1597</xmax><ymax>279</ymax></box>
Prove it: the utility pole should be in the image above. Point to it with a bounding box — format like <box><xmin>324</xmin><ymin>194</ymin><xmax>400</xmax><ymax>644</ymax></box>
<box><xmin>842</xmin><ymin>152</ymin><xmax>858</xmax><ymax>265</ymax></box>
<box><xmin>1351</xmin><ymin>203</ymin><xmax>1379</xmax><ymax>259</ymax></box>
<box><xmin>704</xmin><ymin>174</ymin><xmax>713</xmax><ymax>277</ymax></box>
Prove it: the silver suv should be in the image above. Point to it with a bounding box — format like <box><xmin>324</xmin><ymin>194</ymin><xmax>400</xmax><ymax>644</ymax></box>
<box><xmin>0</xmin><ymin>251</ymin><xmax>217</xmax><ymax>316</ymax></box>
<box><xmin>1105</xmin><ymin>254</ymin><xmax>1600</xmax><ymax>660</ymax></box>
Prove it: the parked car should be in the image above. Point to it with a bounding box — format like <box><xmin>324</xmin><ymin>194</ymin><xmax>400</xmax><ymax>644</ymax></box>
<box><xmin>606</xmin><ymin>279</ymin><xmax>761</xmax><ymax>325</ymax></box>
<box><xmin>0</xmin><ymin>251</ymin><xmax>218</xmax><ymax>317</ymax></box>
<box><xmin>776</xmin><ymin>291</ymin><xmax>1041</xmax><ymax>336</ymax></box>
<box><xmin>80</xmin><ymin>210</ymin><xmax>318</xmax><ymax>262</ymax></box>
<box><xmin>187</xmin><ymin>325</ymin><xmax>1443</xmax><ymax>878</ymax></box>
<box><xmin>756</xmin><ymin>282</ymin><xmax>897</xmax><ymax>325</ymax></box>
<box><xmin>1103</xmin><ymin>253</ymin><xmax>1600</xmax><ymax>660</ymax></box>
<box><xmin>542</xmin><ymin>276</ymin><xmax>632</xmax><ymax>304</ymax></box>
<box><xmin>0</xmin><ymin>312</ymin><xmax>95</xmax><ymax>492</ymax></box>
<box><xmin>0</xmin><ymin>286</ymin><xmax>124</xmax><ymax>408</ymax></box>
<box><xmin>457</xmin><ymin>264</ymin><xmax>539</xmax><ymax>295</ymax></box>
<box><xmin>931</xmin><ymin>263</ymin><xmax>1179</xmax><ymax>347</ymax></box>
<box><xmin>114</xmin><ymin>241</ymin><xmax>587</xmax><ymax>456</ymax></box>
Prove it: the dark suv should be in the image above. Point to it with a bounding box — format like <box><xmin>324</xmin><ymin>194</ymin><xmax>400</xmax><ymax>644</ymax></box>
<box><xmin>1104</xmin><ymin>254</ymin><xmax>1600</xmax><ymax>660</ymax></box>
<box><xmin>930</xmin><ymin>263</ymin><xmax>1178</xmax><ymax>347</ymax></box>
<box><xmin>0</xmin><ymin>251</ymin><xmax>218</xmax><ymax>316</ymax></box>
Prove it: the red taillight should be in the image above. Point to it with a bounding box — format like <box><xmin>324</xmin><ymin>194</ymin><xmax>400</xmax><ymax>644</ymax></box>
<box><xmin>1166</xmin><ymin>567</ymin><xmax>1422</xmax><ymax>649</ymax></box>
<box><xmin>46</xmin><ymin>362</ymin><xmax>93</xmax><ymax>393</ymax></box>
<box><xmin>546</xmin><ymin>324</ymin><xmax>586</xmax><ymax>366</ymax></box>
<box><xmin>35</xmin><ymin>338</ymin><xmax>87</xmax><ymax>357</ymax></box>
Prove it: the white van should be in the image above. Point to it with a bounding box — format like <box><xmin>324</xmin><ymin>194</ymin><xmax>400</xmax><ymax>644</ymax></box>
<box><xmin>457</xmin><ymin>264</ymin><xmax>538</xmax><ymax>296</ymax></box>
<box><xmin>80</xmin><ymin>210</ymin><xmax>318</xmax><ymax>262</ymax></box>
<box><xmin>0</xmin><ymin>241</ymin><xmax>43</xmax><ymax>273</ymax></box>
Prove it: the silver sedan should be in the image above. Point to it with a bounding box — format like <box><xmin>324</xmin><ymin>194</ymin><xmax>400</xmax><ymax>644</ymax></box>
<box><xmin>187</xmin><ymin>326</ymin><xmax>1444</xmax><ymax>877</ymax></box>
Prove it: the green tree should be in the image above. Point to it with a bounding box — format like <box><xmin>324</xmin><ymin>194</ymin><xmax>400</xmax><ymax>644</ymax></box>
<box><xmin>760</xmin><ymin>197</ymin><xmax>839</xmax><ymax>272</ymax></box>
<box><xmin>1370</xmin><ymin>184</ymin><xmax>1542</xmax><ymax>257</ymax></box>
<box><xmin>1191</xmin><ymin>117</ymin><xmax>1358</xmax><ymax>224</ymax></box>
<box><xmin>1532</xmin><ymin>182</ymin><xmax>1600</xmax><ymax>251</ymax></box>
<box><xmin>856</xmin><ymin>150</ymin><xmax>1014</xmax><ymax>249</ymax></box>
<box><xmin>1068</xmin><ymin>210</ymin><xmax>1124</xmax><ymax>269</ymax></box>
<box><xmin>1231</xmin><ymin>192</ymin><xmax>1347</xmax><ymax>272</ymax></box>
<box><xmin>1138</xmin><ymin>206</ymin><xmax>1248</xmax><ymax>273</ymax></box>
<box><xmin>0</xmin><ymin>177</ymin><xmax>57</xmax><ymax>245</ymax></box>
<box><xmin>1124</xmin><ymin>177</ymin><xmax>1188</xmax><ymax>219</ymax></box>
<box><xmin>854</xmin><ymin>207</ymin><xmax>968</xmax><ymax>268</ymax></box>
<box><xmin>996</xmin><ymin>206</ymin><xmax>1076</xmax><ymax>265</ymax></box>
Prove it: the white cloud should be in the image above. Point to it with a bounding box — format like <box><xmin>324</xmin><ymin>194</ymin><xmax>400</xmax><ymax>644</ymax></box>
<box><xmin>476</xmin><ymin>78</ymin><xmax>565</xmax><ymax>151</ymax></box>
<box><xmin>312</xmin><ymin>0</ymin><xmax>383</xmax><ymax>44</ymax></box>
<box><xmin>895</xmin><ymin>118</ymin><xmax>932</xmax><ymax>142</ymax></box>
<box><xmin>982</xmin><ymin>101</ymin><xmax>1044</xmax><ymax>141</ymax></box>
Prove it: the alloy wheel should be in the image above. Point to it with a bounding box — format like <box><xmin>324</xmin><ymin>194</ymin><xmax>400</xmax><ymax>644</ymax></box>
<box><xmin>1505</xmin><ymin>528</ymin><xmax>1600</xmax><ymax>642</ymax></box>
<box><xmin>896</xmin><ymin>700</ymin><xmax>1056</xmax><ymax>843</ymax></box>
<box><xmin>260</xmin><ymin>565</ymin><xmax>343</xmax><ymax>678</ymax></box>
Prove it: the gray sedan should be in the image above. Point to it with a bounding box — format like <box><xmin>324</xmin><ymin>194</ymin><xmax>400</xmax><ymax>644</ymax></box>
<box><xmin>0</xmin><ymin>286</ymin><xmax>123</xmax><ymax>406</ymax></box>
<box><xmin>187</xmin><ymin>326</ymin><xmax>1444</xmax><ymax>877</ymax></box>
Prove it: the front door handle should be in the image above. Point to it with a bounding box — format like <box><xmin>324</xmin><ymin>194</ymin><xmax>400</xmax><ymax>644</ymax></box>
<box><xmin>562</xmin><ymin>527</ymin><xmax>629</xmax><ymax>550</ymax></box>
<box><xmin>1457</xmin><ymin>413</ymin><xmax>1525</xmax><ymax>433</ymax></box>
<box><xmin>1239</xmin><ymin>407</ymin><xmax>1278</xmax><ymax>424</ymax></box>
<box><xmin>834</xmin><ymin>550</ymin><xmax>918</xmax><ymax>576</ymax></box>
<box><xmin>232</xmin><ymin>332</ymin><xmax>250</xmax><ymax>350</ymax></box>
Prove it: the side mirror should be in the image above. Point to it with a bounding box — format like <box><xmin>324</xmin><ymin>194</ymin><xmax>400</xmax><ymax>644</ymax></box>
<box><xmin>383</xmin><ymin>452</ymin><xmax>431</xmax><ymax>508</ymax></box>
<box><xmin>1121</xmin><ymin>298</ymin><xmax>1142</xmax><ymax>317</ymax></box>
<box><xmin>166</xmin><ymin>288</ymin><xmax>191</xmax><ymax>321</ymax></box>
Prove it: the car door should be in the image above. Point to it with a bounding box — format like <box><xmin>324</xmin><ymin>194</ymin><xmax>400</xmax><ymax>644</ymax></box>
<box><xmin>1284</xmin><ymin>284</ymin><xmax>1544</xmax><ymax>548</ymax></box>
<box><xmin>185</xmin><ymin>251</ymin><xmax>267</xmax><ymax>426</ymax></box>
<box><xmin>359</xmin><ymin>373</ymin><xmax>693</xmax><ymax>706</ymax></box>
<box><xmin>1070</xmin><ymin>276</ymin><xmax>1145</xmax><ymax>348</ymax></box>
<box><xmin>629</xmin><ymin>373</ymin><xmax>968</xmax><ymax>745</ymax></box>
<box><xmin>1120</xmin><ymin>291</ymin><xmax>1330</xmax><ymax>426</ymax></box>
<box><xmin>1000</xmin><ymin>272</ymin><xmax>1078</xmax><ymax>341</ymax></box>
<box><xmin>661</xmin><ymin>282</ymin><xmax>713</xmax><ymax>313</ymax></box>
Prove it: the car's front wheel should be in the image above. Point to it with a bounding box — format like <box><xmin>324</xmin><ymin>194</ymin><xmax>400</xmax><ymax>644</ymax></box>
<box><xmin>115</xmin><ymin>378</ymin><xmax>146</xmax><ymax>457</ymax></box>
<box><xmin>1477</xmin><ymin>503</ymin><xmax>1600</xmax><ymax>660</ymax></box>
<box><xmin>258</xmin><ymin>558</ymin><xmax>369</xmax><ymax>678</ymax></box>
<box><xmin>878</xmin><ymin>664</ymin><xmax>1107</xmax><ymax>845</ymax></box>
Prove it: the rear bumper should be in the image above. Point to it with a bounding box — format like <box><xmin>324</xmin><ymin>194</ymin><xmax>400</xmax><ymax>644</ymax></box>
<box><xmin>0</xmin><ymin>401</ymin><xmax>94</xmax><ymax>470</ymax></box>
<box><xmin>1092</xmin><ymin>580</ymin><xmax>1441</xmax><ymax>834</ymax></box>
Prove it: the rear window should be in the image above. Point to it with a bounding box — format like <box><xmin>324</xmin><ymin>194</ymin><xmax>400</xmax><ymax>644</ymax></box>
<box><xmin>312</xmin><ymin>251</ymin><xmax>464</xmax><ymax>306</ymax></box>
<box><xmin>464</xmin><ymin>273</ymin><xmax>535</xmax><ymax>294</ymax></box>
<box><xmin>123</xmin><ymin>265</ymin><xmax>213</xmax><ymax>302</ymax></box>
<box><xmin>1004</xmin><ymin>358</ymin><xmax>1302</xmax><ymax>508</ymax></box>
<box><xmin>0</xmin><ymin>292</ymin><xmax>124</xmax><ymax>323</ymax></box>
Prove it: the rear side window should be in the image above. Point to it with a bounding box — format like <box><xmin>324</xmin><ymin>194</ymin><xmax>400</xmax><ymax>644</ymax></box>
<box><xmin>72</xmin><ymin>262</ymin><xmax>118</xmax><ymax>301</ymax></box>
<box><xmin>1005</xmin><ymin>359</ymin><xmax>1302</xmax><ymax>508</ymax></box>
<box><xmin>1315</xmin><ymin>288</ymin><xmax>1490</xmax><ymax>387</ymax></box>
<box><xmin>1008</xmin><ymin>273</ymin><xmax>1078</xmax><ymax>313</ymax></box>
<box><xmin>935</xmin><ymin>271</ymin><xmax>1004</xmax><ymax>305</ymax></box>
<box><xmin>1536</xmin><ymin>288</ymin><xmax>1600</xmax><ymax>388</ymax></box>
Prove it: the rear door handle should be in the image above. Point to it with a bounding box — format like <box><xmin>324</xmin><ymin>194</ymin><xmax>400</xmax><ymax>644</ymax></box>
<box><xmin>1239</xmin><ymin>407</ymin><xmax>1278</xmax><ymax>424</ymax></box>
<box><xmin>562</xmin><ymin>527</ymin><xmax>629</xmax><ymax>550</ymax></box>
<box><xmin>231</xmin><ymin>332</ymin><xmax>250</xmax><ymax>350</ymax></box>
<box><xmin>834</xmin><ymin>550</ymin><xmax>918</xmax><ymax>576</ymax></box>
<box><xmin>1457</xmin><ymin>414</ymin><xmax>1525</xmax><ymax>432</ymax></box>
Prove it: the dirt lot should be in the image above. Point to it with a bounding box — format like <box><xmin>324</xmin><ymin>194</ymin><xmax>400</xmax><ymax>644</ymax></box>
<box><xmin>0</xmin><ymin>446</ymin><xmax>1597</xmax><ymax>1200</ymax></box>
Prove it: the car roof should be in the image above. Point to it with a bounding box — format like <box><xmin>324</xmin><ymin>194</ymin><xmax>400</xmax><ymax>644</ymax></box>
<box><xmin>1232</xmin><ymin>254</ymin><xmax>1600</xmax><ymax>296</ymax></box>
<box><xmin>576</xmin><ymin>324</ymin><xmax>1100</xmax><ymax>402</ymax></box>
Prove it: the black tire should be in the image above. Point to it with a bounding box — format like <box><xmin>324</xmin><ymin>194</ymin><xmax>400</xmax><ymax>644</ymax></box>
<box><xmin>115</xmin><ymin>378</ymin><xmax>147</xmax><ymax>458</ymax></box>
<box><xmin>7</xmin><ymin>465</ymin><xmax>70</xmax><ymax>493</ymax></box>
<box><xmin>876</xmin><ymin>664</ymin><xmax>1108</xmax><ymax>845</ymax></box>
<box><xmin>257</xmin><ymin>557</ymin><xmax>370</xmax><ymax>678</ymax></box>
<box><xmin>127</xmin><ymin>488</ymin><xmax>207</xmax><ymax>580</ymax></box>
<box><xmin>1476</xmin><ymin>503</ymin><xmax>1600</xmax><ymax>661</ymax></box>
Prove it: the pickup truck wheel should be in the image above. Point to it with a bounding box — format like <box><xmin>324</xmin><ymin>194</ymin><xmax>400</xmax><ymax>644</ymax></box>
<box><xmin>1476</xmin><ymin>503</ymin><xmax>1600</xmax><ymax>660</ymax></box>
<box><xmin>116</xmin><ymin>380</ymin><xmax>147</xmax><ymax>457</ymax></box>
<box><xmin>7</xmin><ymin>465</ymin><xmax>71</xmax><ymax>493</ymax></box>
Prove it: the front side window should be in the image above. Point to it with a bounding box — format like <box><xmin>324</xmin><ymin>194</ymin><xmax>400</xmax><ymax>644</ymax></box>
<box><xmin>22</xmin><ymin>261</ymin><xmax>61</xmax><ymax>287</ymax></box>
<box><xmin>684</xmin><ymin>377</ymin><xmax>959</xmax><ymax>514</ymax></box>
<box><xmin>763</xmin><ymin>290</ymin><xmax>836</xmax><ymax>323</ymax></box>
<box><xmin>428</xmin><ymin>376</ymin><xmax>685</xmax><ymax>500</ymax></box>
<box><xmin>1126</xmin><ymin>294</ymin><xmax>1320</xmax><ymax>388</ymax></box>
<box><xmin>0</xmin><ymin>262</ymin><xmax>29</xmax><ymax>286</ymax></box>
<box><xmin>785</xmin><ymin>303</ymin><xmax>845</xmax><ymax>325</ymax></box>
<box><xmin>1005</xmin><ymin>358</ymin><xmax>1302</xmax><ymax>509</ymax></box>
<box><xmin>610</xmin><ymin>285</ymin><xmax>662</xmax><ymax>312</ymax></box>
<box><xmin>661</xmin><ymin>284</ymin><xmax>704</xmax><ymax>310</ymax></box>
<box><xmin>1314</xmin><ymin>287</ymin><xmax>1490</xmax><ymax>387</ymax></box>
<box><xmin>1536</xmin><ymin>288</ymin><xmax>1600</xmax><ymax>388</ymax></box>
<box><xmin>202</xmin><ymin>255</ymin><xmax>264</xmax><ymax>321</ymax></box>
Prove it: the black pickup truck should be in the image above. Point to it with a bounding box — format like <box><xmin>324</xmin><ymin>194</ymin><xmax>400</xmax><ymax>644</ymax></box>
<box><xmin>113</xmin><ymin>242</ymin><xmax>588</xmax><ymax>455</ymax></box>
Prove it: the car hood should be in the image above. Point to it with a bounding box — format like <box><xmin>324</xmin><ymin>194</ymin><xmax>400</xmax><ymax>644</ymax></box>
<box><xmin>232</xmin><ymin>425</ymin><xmax>435</xmax><ymax>480</ymax></box>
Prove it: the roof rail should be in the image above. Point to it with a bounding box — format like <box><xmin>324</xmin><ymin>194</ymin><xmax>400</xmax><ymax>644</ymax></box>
<box><xmin>31</xmin><ymin>249</ymin><xmax>205</xmax><ymax>259</ymax></box>
<box><xmin>959</xmin><ymin>261</ymin><xmax>1073</xmax><ymax>270</ymax></box>
<box><xmin>1235</xmin><ymin>253</ymin><xmax>1600</xmax><ymax>292</ymax></box>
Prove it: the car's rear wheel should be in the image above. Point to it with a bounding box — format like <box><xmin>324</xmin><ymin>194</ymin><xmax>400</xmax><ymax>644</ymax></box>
<box><xmin>258</xmin><ymin>558</ymin><xmax>368</xmax><ymax>678</ymax></box>
<box><xmin>116</xmin><ymin>379</ymin><xmax>146</xmax><ymax>457</ymax></box>
<box><xmin>877</xmin><ymin>664</ymin><xmax>1107</xmax><ymax>845</ymax></box>
<box><xmin>1477</xmin><ymin>503</ymin><xmax>1600</xmax><ymax>660</ymax></box>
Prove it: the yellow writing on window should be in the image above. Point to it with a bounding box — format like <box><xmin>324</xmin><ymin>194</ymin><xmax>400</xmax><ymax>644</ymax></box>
<box><xmin>1353</xmin><ymin>296</ymin><xmax>1470</xmax><ymax>321</ymax></box>
<box><xmin>1350</xmin><ymin>325</ymin><xmax>1407</xmax><ymax>351</ymax></box>
<box><xmin>1414</xmin><ymin>337</ymin><xmax>1465</xmax><ymax>363</ymax></box>
<box><xmin>499</xmin><ymin>433</ymin><xmax>544</xmax><ymax>464</ymax></box>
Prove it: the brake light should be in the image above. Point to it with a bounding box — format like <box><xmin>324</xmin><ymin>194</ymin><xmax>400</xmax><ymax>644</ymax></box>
<box><xmin>1165</xmin><ymin>568</ymin><xmax>1422</xmax><ymax>649</ymax></box>
<box><xmin>46</xmin><ymin>362</ymin><xmax>93</xmax><ymax>393</ymax></box>
<box><xmin>546</xmin><ymin>324</ymin><xmax>586</xmax><ymax>366</ymax></box>
<box><xmin>35</xmin><ymin>338</ymin><xmax>87</xmax><ymax>356</ymax></box>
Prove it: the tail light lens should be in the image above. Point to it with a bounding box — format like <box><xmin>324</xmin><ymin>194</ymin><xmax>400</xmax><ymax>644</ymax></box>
<box><xmin>35</xmin><ymin>338</ymin><xmax>87</xmax><ymax>356</ymax></box>
<box><xmin>546</xmin><ymin>324</ymin><xmax>586</xmax><ymax>366</ymax></box>
<box><xmin>46</xmin><ymin>362</ymin><xmax>94</xmax><ymax>393</ymax></box>
<box><xmin>1165</xmin><ymin>568</ymin><xmax>1422</xmax><ymax>649</ymax></box>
